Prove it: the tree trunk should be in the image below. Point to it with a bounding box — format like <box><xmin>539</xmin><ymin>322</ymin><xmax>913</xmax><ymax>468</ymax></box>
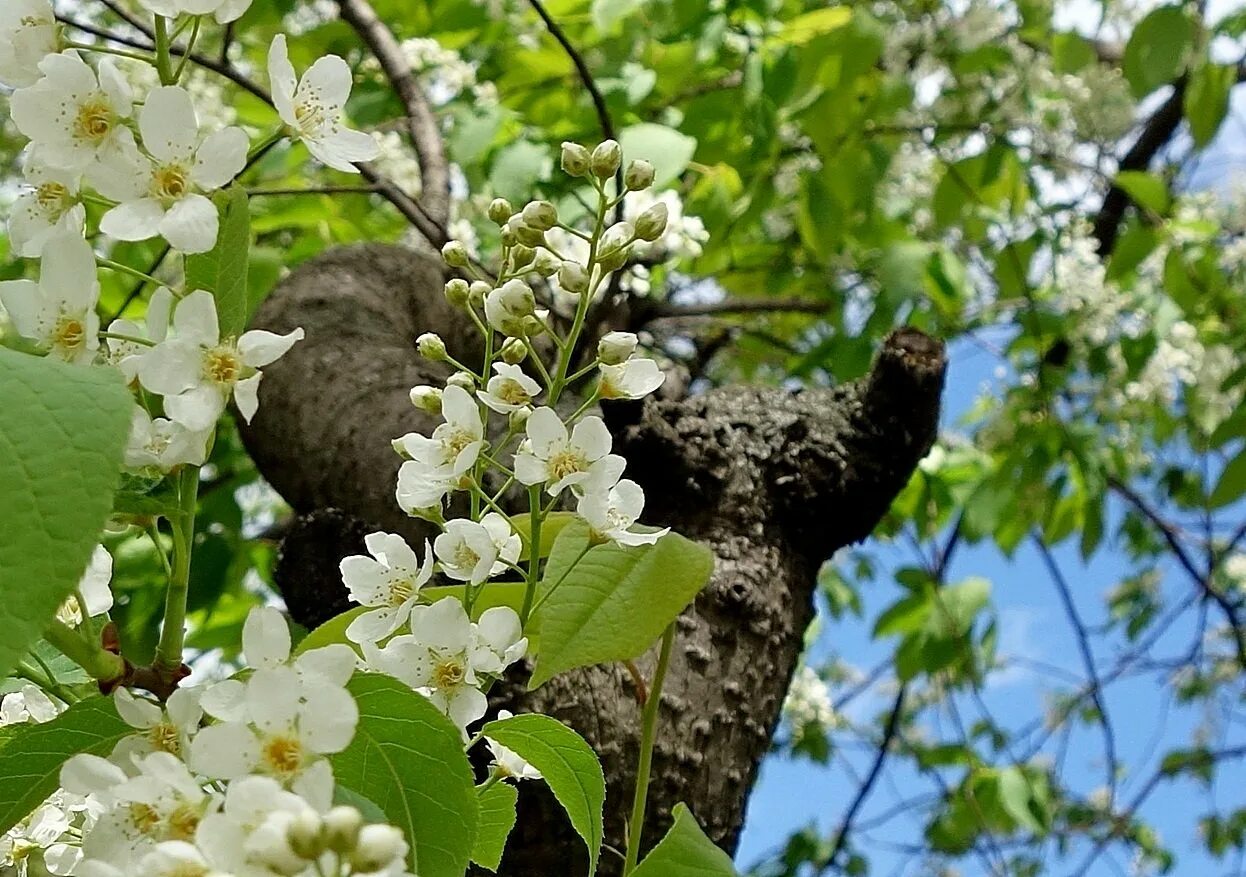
<box><xmin>239</xmin><ymin>244</ymin><xmax>946</xmax><ymax>875</ymax></box>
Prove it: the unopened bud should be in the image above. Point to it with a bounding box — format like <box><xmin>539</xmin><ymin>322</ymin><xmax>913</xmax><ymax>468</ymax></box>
<box><xmin>510</xmin><ymin>244</ymin><xmax>536</xmax><ymax>270</ymax></box>
<box><xmin>350</xmin><ymin>825</ymin><xmax>408</xmax><ymax>873</ymax></box>
<box><xmin>287</xmin><ymin>810</ymin><xmax>326</xmax><ymax>860</ymax></box>
<box><xmin>499</xmin><ymin>337</ymin><xmax>526</xmax><ymax>365</ymax></box>
<box><xmin>509</xmin><ymin>407</ymin><xmax>532</xmax><ymax>429</ymax></box>
<box><xmin>591</xmin><ymin>139</ymin><xmax>622</xmax><ymax>179</ymax></box>
<box><xmin>558</xmin><ymin>260</ymin><xmax>590</xmax><ymax>294</ymax></box>
<box><xmin>521</xmin><ymin>314</ymin><xmax>546</xmax><ymax>337</ymax></box>
<box><xmin>598</xmin><ymin>331</ymin><xmax>638</xmax><ymax>366</ymax></box>
<box><xmin>444</xmin><ymin>278</ymin><xmax>470</xmax><ymax>307</ymax></box>
<box><xmin>500</xmin><ymin>225</ymin><xmax>517</xmax><ymax>247</ymax></box>
<box><xmin>469</xmin><ymin>280</ymin><xmax>491</xmax><ymax>307</ymax></box>
<box><xmin>487</xmin><ymin>197</ymin><xmax>514</xmax><ymax>225</ymax></box>
<box><xmin>323</xmin><ymin>807</ymin><xmax>364</xmax><ymax>854</ymax></box>
<box><xmin>441</xmin><ymin>240</ymin><xmax>469</xmax><ymax>268</ymax></box>
<box><xmin>522</xmin><ymin>200</ymin><xmax>558</xmax><ymax>231</ymax></box>
<box><xmin>634</xmin><ymin>202</ymin><xmax>669</xmax><ymax>242</ymax></box>
<box><xmin>417</xmin><ymin>333</ymin><xmax>447</xmax><ymax>361</ymax></box>
<box><xmin>533</xmin><ymin>249</ymin><xmax>560</xmax><ymax>277</ymax></box>
<box><xmin>246</xmin><ymin>814</ymin><xmax>305</xmax><ymax>875</ymax></box>
<box><xmin>514</xmin><ymin>222</ymin><xmax>546</xmax><ymax>248</ymax></box>
<box><xmin>625</xmin><ymin>159</ymin><xmax>655</xmax><ymax>191</ymax></box>
<box><xmin>409</xmin><ymin>385</ymin><xmax>443</xmax><ymax>414</ymax></box>
<box><xmin>485</xmin><ymin>279</ymin><xmax>537</xmax><ymax>337</ymax></box>
<box><xmin>597</xmin><ymin>221</ymin><xmax>635</xmax><ymax>271</ymax></box>
<box><xmin>561</xmin><ymin>141</ymin><xmax>591</xmax><ymax>177</ymax></box>
<box><xmin>446</xmin><ymin>371</ymin><xmax>476</xmax><ymax>391</ymax></box>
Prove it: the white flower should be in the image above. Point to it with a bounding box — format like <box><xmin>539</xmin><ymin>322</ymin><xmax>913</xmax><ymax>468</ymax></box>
<box><xmin>341</xmin><ymin>533</ymin><xmax>435</xmax><ymax>644</ymax></box>
<box><xmin>104</xmin><ymin>287</ymin><xmax>172</xmax><ymax>383</ymax></box>
<box><xmin>598</xmin><ymin>358</ymin><xmax>665</xmax><ymax>400</ymax></box>
<box><xmin>268</xmin><ymin>34</ymin><xmax>380</xmax><ymax>173</ymax></box>
<box><xmin>110</xmin><ymin>686</ymin><xmax>203</xmax><ymax>766</ymax></box>
<box><xmin>0</xmin><ymin>803</ymin><xmax>78</xmax><ymax>877</ymax></box>
<box><xmin>393</xmin><ymin>384</ymin><xmax>484</xmax><ymax>476</ymax></box>
<box><xmin>484</xmin><ymin>279</ymin><xmax>536</xmax><ymax>337</ymax></box>
<box><xmin>0</xmin><ymin>233</ymin><xmax>100</xmax><ymax>364</ymax></box>
<box><xmin>138</xmin><ymin>290</ymin><xmax>304</xmax><ymax>429</ymax></box>
<box><xmin>395</xmin><ymin>459</ymin><xmax>456</xmax><ymax>515</ymax></box>
<box><xmin>190</xmin><ymin>775</ymin><xmax>320</xmax><ymax>875</ymax></box>
<box><xmin>577</xmin><ymin>479</ymin><xmax>668</xmax><ymax>547</ymax></box>
<box><xmin>434</xmin><ymin>513</ymin><xmax>520</xmax><ymax>585</ymax></box>
<box><xmin>486</xmin><ymin>711</ymin><xmax>541</xmax><ymax>781</ymax></box>
<box><xmin>9</xmin><ymin>157</ymin><xmax>85</xmax><ymax>258</ymax></box>
<box><xmin>470</xmin><ymin>607</ymin><xmax>527</xmax><ymax>675</ymax></box>
<box><xmin>11</xmin><ymin>52</ymin><xmax>133</xmax><ymax>172</ymax></box>
<box><xmin>56</xmin><ymin>545</ymin><xmax>113</xmax><ymax>627</ymax></box>
<box><xmin>137</xmin><ymin>0</ymin><xmax>254</xmax><ymax>23</ymax></box>
<box><xmin>93</xmin><ymin>86</ymin><xmax>248</xmax><ymax>253</ymax></box>
<box><xmin>124</xmin><ymin>407</ymin><xmax>210</xmax><ymax>473</ymax></box>
<box><xmin>190</xmin><ymin>608</ymin><xmax>357</xmax><ymax>806</ymax></box>
<box><xmin>513</xmin><ymin>408</ymin><xmax>625</xmax><ymax>496</ymax></box>
<box><xmin>0</xmin><ymin>685</ymin><xmax>60</xmax><ymax>726</ymax></box>
<box><xmin>479</xmin><ymin>363</ymin><xmax>542</xmax><ymax>414</ymax></box>
<box><xmin>0</xmin><ymin>0</ymin><xmax>58</xmax><ymax>88</ymax></box>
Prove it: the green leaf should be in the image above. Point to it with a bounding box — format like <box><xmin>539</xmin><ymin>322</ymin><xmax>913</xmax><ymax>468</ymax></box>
<box><xmin>489</xmin><ymin>141</ymin><xmax>552</xmax><ymax>202</ymax></box>
<box><xmin>185</xmin><ymin>186</ymin><xmax>252</xmax><ymax>336</ymax></box>
<box><xmin>0</xmin><ymin>696</ymin><xmax>131</xmax><ymax>835</ymax></box>
<box><xmin>592</xmin><ymin>0</ymin><xmax>644</xmax><ymax>31</ymax></box>
<box><xmin>481</xmin><ymin>713</ymin><xmax>605</xmax><ymax>875</ymax></box>
<box><xmin>529</xmin><ymin>522</ymin><xmax>713</xmax><ymax>689</ymax></box>
<box><xmin>997</xmin><ymin>767</ymin><xmax>1043</xmax><ymax>834</ymax></box>
<box><xmin>0</xmin><ymin>351</ymin><xmax>131</xmax><ymax>679</ymax></box>
<box><xmin>778</xmin><ymin>7</ymin><xmax>853</xmax><ymax>45</ymax></box>
<box><xmin>632</xmin><ymin>803</ymin><xmax>738</xmax><ymax>876</ymax></box>
<box><xmin>618</xmin><ymin>123</ymin><xmax>697</xmax><ymax>188</ymax></box>
<box><xmin>333</xmin><ymin>675</ymin><xmax>478</xmax><ymax>877</ymax></box>
<box><xmin>1185</xmin><ymin>62</ymin><xmax>1236</xmax><ymax>148</ymax></box>
<box><xmin>1210</xmin><ymin>447</ymin><xmax>1246</xmax><ymax>508</ymax></box>
<box><xmin>1123</xmin><ymin>6</ymin><xmax>1193</xmax><ymax>98</ymax></box>
<box><xmin>471</xmin><ymin>781</ymin><xmax>519</xmax><ymax>872</ymax></box>
<box><xmin>1112</xmin><ymin>171</ymin><xmax>1170</xmax><ymax>215</ymax></box>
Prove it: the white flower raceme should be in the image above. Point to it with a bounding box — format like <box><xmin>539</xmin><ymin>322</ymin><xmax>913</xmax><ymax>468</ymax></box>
<box><xmin>190</xmin><ymin>607</ymin><xmax>357</xmax><ymax>808</ymax></box>
<box><xmin>362</xmin><ymin>597</ymin><xmax>525</xmax><ymax>729</ymax></box>
<box><xmin>486</xmin><ymin>712</ymin><xmax>542</xmax><ymax>781</ymax></box>
<box><xmin>433</xmin><ymin>513</ymin><xmax>520</xmax><ymax>585</ymax></box>
<box><xmin>11</xmin><ymin>52</ymin><xmax>133</xmax><ymax>172</ymax></box>
<box><xmin>110</xmin><ymin>687</ymin><xmax>203</xmax><ymax>767</ymax></box>
<box><xmin>0</xmin><ymin>0</ymin><xmax>58</xmax><ymax>88</ymax></box>
<box><xmin>514</xmin><ymin>408</ymin><xmax>625</xmax><ymax>496</ymax></box>
<box><xmin>137</xmin><ymin>0</ymin><xmax>254</xmax><ymax>24</ymax></box>
<box><xmin>0</xmin><ymin>233</ymin><xmax>100</xmax><ymax>364</ymax></box>
<box><xmin>0</xmin><ymin>802</ymin><xmax>79</xmax><ymax>877</ymax></box>
<box><xmin>139</xmin><ymin>290</ymin><xmax>304</xmax><ymax>429</ymax></box>
<box><xmin>93</xmin><ymin>86</ymin><xmax>248</xmax><ymax>253</ymax></box>
<box><xmin>577</xmin><ymin>479</ymin><xmax>668</xmax><ymax>547</ymax></box>
<box><xmin>598</xmin><ymin>357</ymin><xmax>665</xmax><ymax>400</ymax></box>
<box><xmin>124</xmin><ymin>408</ymin><xmax>210</xmax><ymax>472</ymax></box>
<box><xmin>104</xmin><ymin>287</ymin><xmax>172</xmax><ymax>383</ymax></box>
<box><xmin>268</xmin><ymin>34</ymin><xmax>380</xmax><ymax>173</ymax></box>
<box><xmin>9</xmin><ymin>158</ymin><xmax>85</xmax><ymax>257</ymax></box>
<box><xmin>479</xmin><ymin>362</ymin><xmax>542</xmax><ymax>414</ymax></box>
<box><xmin>56</xmin><ymin>545</ymin><xmax>114</xmax><ymax>627</ymax></box>
<box><xmin>341</xmin><ymin>532</ymin><xmax>435</xmax><ymax>644</ymax></box>
<box><xmin>0</xmin><ymin>685</ymin><xmax>59</xmax><ymax>726</ymax></box>
<box><xmin>393</xmin><ymin>384</ymin><xmax>484</xmax><ymax>476</ymax></box>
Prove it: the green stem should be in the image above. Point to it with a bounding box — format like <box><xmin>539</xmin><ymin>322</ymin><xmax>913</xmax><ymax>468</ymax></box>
<box><xmin>43</xmin><ymin>619</ymin><xmax>125</xmax><ymax>684</ymax></box>
<box><xmin>550</xmin><ymin>184</ymin><xmax>609</xmax><ymax>404</ymax></box>
<box><xmin>622</xmin><ymin>623</ymin><xmax>677</xmax><ymax>875</ymax></box>
<box><xmin>99</xmin><ymin>331</ymin><xmax>155</xmax><ymax>348</ymax></box>
<box><xmin>64</xmin><ymin>41</ymin><xmax>154</xmax><ymax>64</ymax></box>
<box><xmin>477</xmin><ymin>773</ymin><xmax>505</xmax><ymax>795</ymax></box>
<box><xmin>154</xmin><ymin>466</ymin><xmax>200</xmax><ymax>671</ymax></box>
<box><xmin>15</xmin><ymin>659</ymin><xmax>80</xmax><ymax>705</ymax></box>
<box><xmin>97</xmin><ymin>258</ymin><xmax>162</xmax><ymax>288</ymax></box>
<box><xmin>528</xmin><ymin>543</ymin><xmax>592</xmax><ymax>618</ymax></box>
<box><xmin>153</xmin><ymin>15</ymin><xmax>175</xmax><ymax>85</ymax></box>
<box><xmin>171</xmin><ymin>16</ymin><xmax>202</xmax><ymax>82</ymax></box>
<box><xmin>520</xmin><ymin>486</ymin><xmax>543</xmax><ymax>625</ymax></box>
<box><xmin>526</xmin><ymin>341</ymin><xmax>555</xmax><ymax>390</ymax></box>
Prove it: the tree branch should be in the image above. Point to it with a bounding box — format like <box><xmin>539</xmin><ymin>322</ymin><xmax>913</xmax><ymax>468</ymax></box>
<box><xmin>335</xmin><ymin>0</ymin><xmax>451</xmax><ymax>228</ymax></box>
<box><xmin>635</xmin><ymin>296</ymin><xmax>829</xmax><ymax>322</ymax></box>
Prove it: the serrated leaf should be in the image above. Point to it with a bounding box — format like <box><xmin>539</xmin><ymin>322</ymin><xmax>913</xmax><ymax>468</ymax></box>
<box><xmin>1210</xmin><ymin>447</ymin><xmax>1246</xmax><ymax>508</ymax></box>
<box><xmin>333</xmin><ymin>675</ymin><xmax>478</xmax><ymax>877</ymax></box>
<box><xmin>632</xmin><ymin>803</ymin><xmax>738</xmax><ymax>876</ymax></box>
<box><xmin>529</xmin><ymin>522</ymin><xmax>713</xmax><ymax>689</ymax></box>
<box><xmin>0</xmin><ymin>696</ymin><xmax>132</xmax><ymax>835</ymax></box>
<box><xmin>1123</xmin><ymin>6</ymin><xmax>1193</xmax><ymax>98</ymax></box>
<box><xmin>618</xmin><ymin>123</ymin><xmax>697</xmax><ymax>188</ymax></box>
<box><xmin>185</xmin><ymin>186</ymin><xmax>251</xmax><ymax>336</ymax></box>
<box><xmin>471</xmin><ymin>781</ymin><xmax>518</xmax><ymax>871</ymax></box>
<box><xmin>1185</xmin><ymin>62</ymin><xmax>1236</xmax><ymax>148</ymax></box>
<box><xmin>481</xmin><ymin>713</ymin><xmax>605</xmax><ymax>875</ymax></box>
<box><xmin>0</xmin><ymin>351</ymin><xmax>132</xmax><ymax>679</ymax></box>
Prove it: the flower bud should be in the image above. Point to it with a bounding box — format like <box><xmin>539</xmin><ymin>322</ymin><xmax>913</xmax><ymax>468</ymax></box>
<box><xmin>409</xmin><ymin>385</ymin><xmax>443</xmax><ymax>414</ymax></box>
<box><xmin>634</xmin><ymin>202</ymin><xmax>669</xmax><ymax>242</ymax></box>
<box><xmin>441</xmin><ymin>240</ymin><xmax>469</xmax><ymax>268</ymax></box>
<box><xmin>444</xmin><ymin>278</ymin><xmax>470</xmax><ymax>307</ymax></box>
<box><xmin>487</xmin><ymin>197</ymin><xmax>514</xmax><ymax>225</ymax></box>
<box><xmin>324</xmin><ymin>806</ymin><xmax>364</xmax><ymax>854</ymax></box>
<box><xmin>246</xmin><ymin>814</ymin><xmax>305</xmax><ymax>875</ymax></box>
<box><xmin>417</xmin><ymin>333</ymin><xmax>447</xmax><ymax>361</ymax></box>
<box><xmin>514</xmin><ymin>222</ymin><xmax>546</xmax><ymax>248</ymax></box>
<box><xmin>446</xmin><ymin>371</ymin><xmax>476</xmax><ymax>391</ymax></box>
<box><xmin>351</xmin><ymin>825</ymin><xmax>408</xmax><ymax>873</ymax></box>
<box><xmin>597</xmin><ymin>221</ymin><xmax>635</xmax><ymax>271</ymax></box>
<box><xmin>500</xmin><ymin>337</ymin><xmax>528</xmax><ymax>365</ymax></box>
<box><xmin>561</xmin><ymin>141</ymin><xmax>591</xmax><ymax>177</ymax></box>
<box><xmin>558</xmin><ymin>260</ymin><xmax>590</xmax><ymax>294</ymax></box>
<box><xmin>510</xmin><ymin>244</ymin><xmax>536</xmax><ymax>270</ymax></box>
<box><xmin>287</xmin><ymin>810</ymin><xmax>326</xmax><ymax>860</ymax></box>
<box><xmin>522</xmin><ymin>200</ymin><xmax>558</xmax><ymax>231</ymax></box>
<box><xmin>591</xmin><ymin>139</ymin><xmax>622</xmax><ymax>179</ymax></box>
<box><xmin>533</xmin><ymin>249</ymin><xmax>561</xmax><ymax>277</ymax></box>
<box><xmin>625</xmin><ymin>159</ymin><xmax>655</xmax><ymax>191</ymax></box>
<box><xmin>509</xmin><ymin>407</ymin><xmax>532</xmax><ymax>429</ymax></box>
<box><xmin>485</xmin><ymin>279</ymin><xmax>537</xmax><ymax>337</ymax></box>
<box><xmin>598</xmin><ymin>331</ymin><xmax>638</xmax><ymax>366</ymax></box>
<box><xmin>521</xmin><ymin>314</ymin><xmax>546</xmax><ymax>337</ymax></box>
<box><xmin>469</xmin><ymin>280</ymin><xmax>491</xmax><ymax>307</ymax></box>
<box><xmin>500</xmin><ymin>225</ymin><xmax>517</xmax><ymax>248</ymax></box>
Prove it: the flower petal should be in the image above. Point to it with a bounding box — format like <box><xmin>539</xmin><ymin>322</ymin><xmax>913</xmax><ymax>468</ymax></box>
<box><xmin>189</xmin><ymin>722</ymin><xmax>259</xmax><ymax>779</ymax></box>
<box><xmin>193</xmin><ymin>126</ymin><xmax>249</xmax><ymax>190</ymax></box>
<box><xmin>233</xmin><ymin>372</ymin><xmax>263</xmax><ymax>423</ymax></box>
<box><xmin>139</xmin><ymin>86</ymin><xmax>199</xmax><ymax>163</ymax></box>
<box><xmin>267</xmin><ymin>35</ymin><xmax>298</xmax><ymax>127</ymax></box>
<box><xmin>172</xmin><ymin>289</ymin><xmax>220</xmax><ymax>347</ymax></box>
<box><xmin>100</xmin><ymin>198</ymin><xmax>165</xmax><ymax>243</ymax></box>
<box><xmin>159</xmin><ymin>193</ymin><xmax>219</xmax><ymax>253</ymax></box>
<box><xmin>238</xmin><ymin>327</ymin><xmax>304</xmax><ymax>367</ymax></box>
<box><xmin>243</xmin><ymin>605</ymin><xmax>291</xmax><ymax>668</ymax></box>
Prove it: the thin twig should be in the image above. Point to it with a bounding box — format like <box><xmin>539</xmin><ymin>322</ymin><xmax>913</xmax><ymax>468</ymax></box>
<box><xmin>640</xmin><ymin>297</ymin><xmax>829</xmax><ymax>321</ymax></box>
<box><xmin>248</xmin><ymin>184</ymin><xmax>385</xmax><ymax>196</ymax></box>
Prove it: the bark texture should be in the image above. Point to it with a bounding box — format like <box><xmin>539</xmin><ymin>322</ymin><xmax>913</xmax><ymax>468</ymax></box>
<box><xmin>239</xmin><ymin>244</ymin><xmax>946</xmax><ymax>876</ymax></box>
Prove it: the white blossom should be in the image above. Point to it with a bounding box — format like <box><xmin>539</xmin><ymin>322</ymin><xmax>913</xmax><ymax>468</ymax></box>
<box><xmin>478</xmin><ymin>363</ymin><xmax>542</xmax><ymax>414</ymax></box>
<box><xmin>0</xmin><ymin>802</ymin><xmax>79</xmax><ymax>876</ymax></box>
<box><xmin>395</xmin><ymin>459</ymin><xmax>457</xmax><ymax>515</ymax></box>
<box><xmin>0</xmin><ymin>233</ymin><xmax>100</xmax><ymax>364</ymax></box>
<box><xmin>110</xmin><ymin>687</ymin><xmax>203</xmax><ymax>767</ymax></box>
<box><xmin>341</xmin><ymin>532</ymin><xmax>435</xmax><ymax>644</ymax></box>
<box><xmin>513</xmin><ymin>408</ymin><xmax>625</xmax><ymax>496</ymax></box>
<box><xmin>9</xmin><ymin>157</ymin><xmax>85</xmax><ymax>258</ymax></box>
<box><xmin>0</xmin><ymin>0</ymin><xmax>58</xmax><ymax>88</ymax></box>
<box><xmin>485</xmin><ymin>711</ymin><xmax>542</xmax><ymax>781</ymax></box>
<box><xmin>598</xmin><ymin>358</ymin><xmax>665</xmax><ymax>400</ymax></box>
<box><xmin>137</xmin><ymin>0</ymin><xmax>254</xmax><ymax>24</ymax></box>
<box><xmin>434</xmin><ymin>513</ymin><xmax>520</xmax><ymax>585</ymax></box>
<box><xmin>393</xmin><ymin>384</ymin><xmax>484</xmax><ymax>476</ymax></box>
<box><xmin>0</xmin><ymin>685</ymin><xmax>60</xmax><ymax>726</ymax></box>
<box><xmin>577</xmin><ymin>479</ymin><xmax>667</xmax><ymax>547</ymax></box>
<box><xmin>56</xmin><ymin>545</ymin><xmax>113</xmax><ymax>627</ymax></box>
<box><xmin>104</xmin><ymin>287</ymin><xmax>172</xmax><ymax>383</ymax></box>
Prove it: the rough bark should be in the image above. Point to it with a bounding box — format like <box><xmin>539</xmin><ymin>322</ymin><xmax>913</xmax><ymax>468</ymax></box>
<box><xmin>239</xmin><ymin>244</ymin><xmax>946</xmax><ymax>875</ymax></box>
